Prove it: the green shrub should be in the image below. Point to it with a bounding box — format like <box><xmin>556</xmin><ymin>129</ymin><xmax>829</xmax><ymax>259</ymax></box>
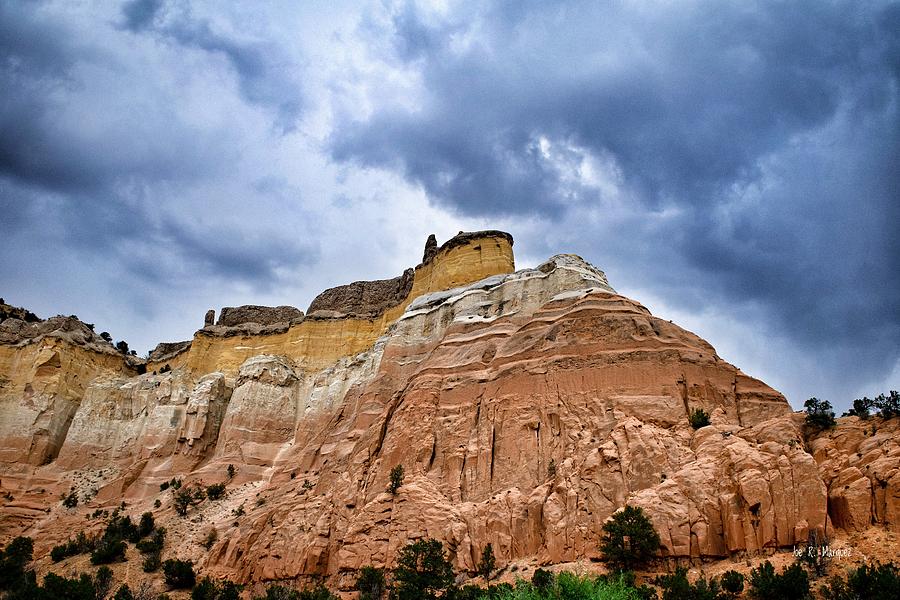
<box><xmin>227</xmin><ymin>464</ymin><xmax>236</xmax><ymax>479</ymax></box>
<box><xmin>192</xmin><ymin>576</ymin><xmax>241</xmax><ymax>600</ymax></box>
<box><xmin>0</xmin><ymin>536</ymin><xmax>33</xmax><ymax>590</ymax></box>
<box><xmin>388</xmin><ymin>465</ymin><xmax>404</xmax><ymax>495</ymax></box>
<box><xmin>142</xmin><ymin>550</ymin><xmax>162</xmax><ymax>573</ymax></box>
<box><xmin>163</xmin><ymin>559</ymin><xmax>196</xmax><ymax>589</ymax></box>
<box><xmin>252</xmin><ymin>584</ymin><xmax>300</xmax><ymax>600</ymax></box>
<box><xmin>532</xmin><ymin>568</ymin><xmax>554</xmax><ymax>592</ymax></box>
<box><xmin>114</xmin><ymin>584</ymin><xmax>135</xmax><ymax>600</ymax></box>
<box><xmin>720</xmin><ymin>570</ymin><xmax>744</xmax><ymax>596</ymax></box>
<box><xmin>356</xmin><ymin>566</ymin><xmax>386</xmax><ymax>600</ymax></box>
<box><xmin>296</xmin><ymin>585</ymin><xmax>338</xmax><ymax>600</ymax></box>
<box><xmin>206</xmin><ymin>483</ymin><xmax>226</xmax><ymax>501</ymax></box>
<box><xmin>822</xmin><ymin>561</ymin><xmax>900</xmax><ymax>599</ymax></box>
<box><xmin>95</xmin><ymin>566</ymin><xmax>114</xmax><ymax>599</ymax></box>
<box><xmin>655</xmin><ymin>566</ymin><xmax>720</xmax><ymax>600</ymax></box>
<box><xmin>600</xmin><ymin>505</ymin><xmax>661</xmax><ymax>572</ymax></box>
<box><xmin>478</xmin><ymin>543</ymin><xmax>496</xmax><ymax>580</ymax></box>
<box><xmin>159</xmin><ymin>481</ymin><xmax>170</xmax><ymax>491</ymax></box>
<box><xmin>847</xmin><ymin>397</ymin><xmax>874</xmax><ymax>419</ymax></box>
<box><xmin>748</xmin><ymin>561</ymin><xmax>810</xmax><ymax>600</ymax></box>
<box><xmin>804</xmin><ymin>398</ymin><xmax>836</xmax><ymax>431</ymax></box>
<box><xmin>688</xmin><ymin>408</ymin><xmax>711</xmax><ymax>429</ymax></box>
<box><xmin>138</xmin><ymin>512</ymin><xmax>155</xmax><ymax>538</ymax></box>
<box><xmin>873</xmin><ymin>391</ymin><xmax>900</xmax><ymax>418</ymax></box>
<box><xmin>62</xmin><ymin>490</ymin><xmax>78</xmax><ymax>508</ymax></box>
<box><xmin>41</xmin><ymin>572</ymin><xmax>97</xmax><ymax>600</ymax></box>
<box><xmin>393</xmin><ymin>539</ymin><xmax>453</xmax><ymax>600</ymax></box>
<box><xmin>175</xmin><ymin>485</ymin><xmax>207</xmax><ymax>516</ymax></box>
<box><xmin>90</xmin><ymin>536</ymin><xmax>126</xmax><ymax>565</ymax></box>
<box><xmin>202</xmin><ymin>528</ymin><xmax>218</xmax><ymax>550</ymax></box>
<box><xmin>137</xmin><ymin>527</ymin><xmax>166</xmax><ymax>554</ymax></box>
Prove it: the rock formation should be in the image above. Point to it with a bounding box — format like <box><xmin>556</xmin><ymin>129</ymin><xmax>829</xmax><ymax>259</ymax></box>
<box><xmin>0</xmin><ymin>230</ymin><xmax>895</xmax><ymax>590</ymax></box>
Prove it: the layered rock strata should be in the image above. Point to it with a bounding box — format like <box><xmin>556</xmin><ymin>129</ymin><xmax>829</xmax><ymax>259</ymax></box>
<box><xmin>0</xmin><ymin>231</ymin><xmax>890</xmax><ymax>589</ymax></box>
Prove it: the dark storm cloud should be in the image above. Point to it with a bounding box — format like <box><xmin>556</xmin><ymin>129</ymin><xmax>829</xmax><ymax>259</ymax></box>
<box><xmin>331</xmin><ymin>0</ymin><xmax>900</xmax><ymax>397</ymax></box>
<box><xmin>0</xmin><ymin>2</ymin><xmax>314</xmax><ymax>292</ymax></box>
<box><xmin>119</xmin><ymin>0</ymin><xmax>303</xmax><ymax>133</ymax></box>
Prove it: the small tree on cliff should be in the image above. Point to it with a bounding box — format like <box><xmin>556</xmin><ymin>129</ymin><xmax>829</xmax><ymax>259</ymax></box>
<box><xmin>388</xmin><ymin>465</ymin><xmax>404</xmax><ymax>495</ymax></box>
<box><xmin>804</xmin><ymin>397</ymin><xmax>836</xmax><ymax>431</ymax></box>
<box><xmin>600</xmin><ymin>505</ymin><xmax>661</xmax><ymax>572</ymax></box>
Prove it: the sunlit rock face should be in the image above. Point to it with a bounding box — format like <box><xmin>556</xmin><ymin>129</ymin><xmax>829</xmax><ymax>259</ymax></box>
<box><xmin>2</xmin><ymin>230</ymin><xmax>884</xmax><ymax>587</ymax></box>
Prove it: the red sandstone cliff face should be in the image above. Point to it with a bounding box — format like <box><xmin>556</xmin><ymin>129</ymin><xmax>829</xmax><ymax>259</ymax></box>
<box><xmin>0</xmin><ymin>241</ymin><xmax>895</xmax><ymax>590</ymax></box>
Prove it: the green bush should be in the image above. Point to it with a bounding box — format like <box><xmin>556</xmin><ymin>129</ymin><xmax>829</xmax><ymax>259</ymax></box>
<box><xmin>142</xmin><ymin>550</ymin><xmax>162</xmax><ymax>573</ymax></box>
<box><xmin>393</xmin><ymin>539</ymin><xmax>453</xmax><ymax>600</ymax></box>
<box><xmin>531</xmin><ymin>568</ymin><xmax>554</xmax><ymax>593</ymax></box>
<box><xmin>175</xmin><ymin>485</ymin><xmax>207</xmax><ymax>516</ymax></box>
<box><xmin>252</xmin><ymin>584</ymin><xmax>300</xmax><ymax>600</ymax></box>
<box><xmin>873</xmin><ymin>391</ymin><xmax>900</xmax><ymax>418</ymax></box>
<box><xmin>688</xmin><ymin>408</ymin><xmax>711</xmax><ymax>429</ymax></box>
<box><xmin>192</xmin><ymin>576</ymin><xmax>241</xmax><ymax>600</ymax></box>
<box><xmin>114</xmin><ymin>584</ymin><xmax>135</xmax><ymax>600</ymax></box>
<box><xmin>720</xmin><ymin>570</ymin><xmax>744</xmax><ymax>596</ymax></box>
<box><xmin>478</xmin><ymin>543</ymin><xmax>496</xmax><ymax>580</ymax></box>
<box><xmin>0</xmin><ymin>536</ymin><xmax>33</xmax><ymax>590</ymax></box>
<box><xmin>62</xmin><ymin>490</ymin><xmax>78</xmax><ymax>508</ymax></box>
<box><xmin>296</xmin><ymin>585</ymin><xmax>338</xmax><ymax>600</ymax></box>
<box><xmin>163</xmin><ymin>558</ymin><xmax>196</xmax><ymax>589</ymax></box>
<box><xmin>41</xmin><ymin>572</ymin><xmax>97</xmax><ymax>600</ymax></box>
<box><xmin>822</xmin><ymin>561</ymin><xmax>900</xmax><ymax>599</ymax></box>
<box><xmin>655</xmin><ymin>566</ymin><xmax>719</xmax><ymax>600</ymax></box>
<box><xmin>748</xmin><ymin>561</ymin><xmax>810</xmax><ymax>600</ymax></box>
<box><xmin>486</xmin><ymin>572</ymin><xmax>641</xmax><ymax>600</ymax></box>
<box><xmin>388</xmin><ymin>465</ymin><xmax>404</xmax><ymax>494</ymax></box>
<box><xmin>600</xmin><ymin>505</ymin><xmax>661</xmax><ymax>572</ymax></box>
<box><xmin>50</xmin><ymin>531</ymin><xmax>95</xmax><ymax>562</ymax></box>
<box><xmin>804</xmin><ymin>398</ymin><xmax>836</xmax><ymax>431</ymax></box>
<box><xmin>136</xmin><ymin>527</ymin><xmax>166</xmax><ymax>554</ymax></box>
<box><xmin>90</xmin><ymin>536</ymin><xmax>126</xmax><ymax>565</ymax></box>
<box><xmin>356</xmin><ymin>565</ymin><xmax>386</xmax><ymax>600</ymax></box>
<box><xmin>206</xmin><ymin>483</ymin><xmax>226</xmax><ymax>501</ymax></box>
<box><xmin>138</xmin><ymin>512</ymin><xmax>155</xmax><ymax>537</ymax></box>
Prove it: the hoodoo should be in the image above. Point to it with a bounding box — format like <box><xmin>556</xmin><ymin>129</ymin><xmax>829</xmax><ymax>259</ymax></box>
<box><xmin>0</xmin><ymin>231</ymin><xmax>897</xmax><ymax>590</ymax></box>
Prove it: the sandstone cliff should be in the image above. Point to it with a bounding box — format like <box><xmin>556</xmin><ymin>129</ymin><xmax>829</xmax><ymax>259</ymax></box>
<box><xmin>0</xmin><ymin>231</ymin><xmax>895</xmax><ymax>590</ymax></box>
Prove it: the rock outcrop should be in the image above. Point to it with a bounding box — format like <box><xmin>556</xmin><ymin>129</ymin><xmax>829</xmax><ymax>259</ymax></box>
<box><xmin>0</xmin><ymin>230</ymin><xmax>894</xmax><ymax>590</ymax></box>
<box><xmin>809</xmin><ymin>416</ymin><xmax>900</xmax><ymax>532</ymax></box>
<box><xmin>216</xmin><ymin>305</ymin><xmax>305</xmax><ymax>328</ymax></box>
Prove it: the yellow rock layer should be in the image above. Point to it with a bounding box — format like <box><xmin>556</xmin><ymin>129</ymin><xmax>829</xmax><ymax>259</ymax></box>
<box><xmin>149</xmin><ymin>234</ymin><xmax>515</xmax><ymax>377</ymax></box>
<box><xmin>0</xmin><ymin>339</ymin><xmax>128</xmax><ymax>399</ymax></box>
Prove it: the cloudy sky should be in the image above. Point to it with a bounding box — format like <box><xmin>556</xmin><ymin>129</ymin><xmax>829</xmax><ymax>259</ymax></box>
<box><xmin>2</xmin><ymin>0</ymin><xmax>897</xmax><ymax>411</ymax></box>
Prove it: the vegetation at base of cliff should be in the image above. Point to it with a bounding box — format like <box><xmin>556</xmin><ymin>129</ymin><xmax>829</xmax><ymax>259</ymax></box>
<box><xmin>688</xmin><ymin>408</ymin><xmax>711</xmax><ymax>430</ymax></box>
<box><xmin>821</xmin><ymin>561</ymin><xmax>900</xmax><ymax>599</ymax></box>
<box><xmin>253</xmin><ymin>584</ymin><xmax>337</xmax><ymax>600</ymax></box>
<box><xmin>356</xmin><ymin>566</ymin><xmax>386</xmax><ymax>600</ymax></box>
<box><xmin>393</xmin><ymin>538</ymin><xmax>454</xmax><ymax>600</ymax></box>
<box><xmin>478</xmin><ymin>544</ymin><xmax>497</xmax><ymax>580</ymax></box>
<box><xmin>50</xmin><ymin>510</ymin><xmax>161</xmax><ymax>566</ymax></box>
<box><xmin>192</xmin><ymin>576</ymin><xmax>241</xmax><ymax>600</ymax></box>
<box><xmin>600</xmin><ymin>506</ymin><xmax>662</xmax><ymax>572</ymax></box>
<box><xmin>747</xmin><ymin>561</ymin><xmax>810</xmax><ymax>600</ymax></box>
<box><xmin>162</xmin><ymin>558</ymin><xmax>196</xmax><ymax>589</ymax></box>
